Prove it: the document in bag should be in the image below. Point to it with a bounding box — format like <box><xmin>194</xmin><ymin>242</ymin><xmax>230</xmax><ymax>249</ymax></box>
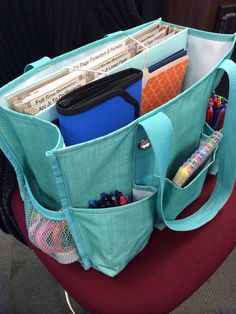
<box><xmin>6</xmin><ymin>21</ymin><xmax>184</xmax><ymax>116</ymax></box>
<box><xmin>141</xmin><ymin>51</ymin><xmax>189</xmax><ymax>115</ymax></box>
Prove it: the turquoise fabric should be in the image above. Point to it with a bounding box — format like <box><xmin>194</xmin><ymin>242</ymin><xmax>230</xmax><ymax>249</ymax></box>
<box><xmin>67</xmin><ymin>186</ymin><xmax>156</xmax><ymax>276</ymax></box>
<box><xmin>24</xmin><ymin>56</ymin><xmax>51</xmax><ymax>73</ymax></box>
<box><xmin>138</xmin><ymin>59</ymin><xmax>236</xmax><ymax>231</ymax></box>
<box><xmin>0</xmin><ymin>20</ymin><xmax>236</xmax><ymax>276</ymax></box>
<box><xmin>0</xmin><ymin>107</ymin><xmax>64</xmax><ymax>209</ymax></box>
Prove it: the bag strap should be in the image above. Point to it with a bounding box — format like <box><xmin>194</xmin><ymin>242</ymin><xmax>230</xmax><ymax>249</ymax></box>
<box><xmin>139</xmin><ymin>59</ymin><xmax>236</xmax><ymax>231</ymax></box>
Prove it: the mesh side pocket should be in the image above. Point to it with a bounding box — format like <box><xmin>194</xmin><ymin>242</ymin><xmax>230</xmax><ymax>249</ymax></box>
<box><xmin>24</xmin><ymin>189</ymin><xmax>79</xmax><ymax>264</ymax></box>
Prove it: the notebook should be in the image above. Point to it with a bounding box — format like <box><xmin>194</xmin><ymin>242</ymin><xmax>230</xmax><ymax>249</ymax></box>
<box><xmin>141</xmin><ymin>54</ymin><xmax>189</xmax><ymax>115</ymax></box>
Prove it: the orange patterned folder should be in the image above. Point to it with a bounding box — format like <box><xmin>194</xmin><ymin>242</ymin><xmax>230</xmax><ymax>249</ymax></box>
<box><xmin>141</xmin><ymin>55</ymin><xmax>189</xmax><ymax>115</ymax></box>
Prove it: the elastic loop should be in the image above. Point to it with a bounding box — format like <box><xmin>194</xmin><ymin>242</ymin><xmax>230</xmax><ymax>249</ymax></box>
<box><xmin>24</xmin><ymin>56</ymin><xmax>51</xmax><ymax>73</ymax></box>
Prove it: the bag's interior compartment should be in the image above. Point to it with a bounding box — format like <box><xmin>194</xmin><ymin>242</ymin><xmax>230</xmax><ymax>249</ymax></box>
<box><xmin>205</xmin><ymin>92</ymin><xmax>227</xmax><ymax>131</ymax></box>
<box><xmin>183</xmin><ymin>33</ymin><xmax>233</xmax><ymax>90</ymax></box>
<box><xmin>0</xmin><ymin>19</ymin><xmax>187</xmax><ymax>122</ymax></box>
<box><xmin>74</xmin><ymin>184</ymin><xmax>156</xmax><ymax>209</ymax></box>
<box><xmin>85</xmin><ymin>185</ymin><xmax>154</xmax><ymax>209</ymax></box>
<box><xmin>1</xmin><ymin>23</ymin><xmax>234</xmax><ymax>123</ymax></box>
<box><xmin>0</xmin><ymin>21</ymin><xmax>159</xmax><ymax>99</ymax></box>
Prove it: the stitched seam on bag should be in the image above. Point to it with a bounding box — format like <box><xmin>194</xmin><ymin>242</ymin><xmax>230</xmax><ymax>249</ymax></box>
<box><xmin>47</xmin><ymin>152</ymin><xmax>71</xmax><ymax>209</ymax></box>
<box><xmin>65</xmin><ymin>208</ymin><xmax>91</xmax><ymax>269</ymax></box>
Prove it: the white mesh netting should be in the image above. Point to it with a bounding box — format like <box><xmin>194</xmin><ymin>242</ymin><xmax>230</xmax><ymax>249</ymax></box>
<box><xmin>24</xmin><ymin>191</ymin><xmax>80</xmax><ymax>264</ymax></box>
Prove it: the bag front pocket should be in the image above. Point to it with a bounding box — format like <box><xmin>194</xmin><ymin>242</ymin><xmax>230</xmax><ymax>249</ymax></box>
<box><xmin>24</xmin><ymin>185</ymin><xmax>80</xmax><ymax>265</ymax></box>
<box><xmin>69</xmin><ymin>185</ymin><xmax>156</xmax><ymax>277</ymax></box>
<box><xmin>156</xmin><ymin>139</ymin><xmax>218</xmax><ymax>221</ymax></box>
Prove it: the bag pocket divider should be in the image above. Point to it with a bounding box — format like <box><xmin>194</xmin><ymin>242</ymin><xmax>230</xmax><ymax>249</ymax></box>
<box><xmin>203</xmin><ymin>122</ymin><xmax>221</xmax><ymax>175</ymax></box>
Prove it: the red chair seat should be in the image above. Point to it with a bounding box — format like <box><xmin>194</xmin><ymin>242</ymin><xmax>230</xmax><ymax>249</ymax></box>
<box><xmin>11</xmin><ymin>175</ymin><xmax>236</xmax><ymax>314</ymax></box>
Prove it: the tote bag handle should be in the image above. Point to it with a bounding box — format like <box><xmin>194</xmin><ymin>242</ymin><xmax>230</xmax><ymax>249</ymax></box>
<box><xmin>139</xmin><ymin>59</ymin><xmax>236</xmax><ymax>231</ymax></box>
<box><xmin>24</xmin><ymin>56</ymin><xmax>51</xmax><ymax>73</ymax></box>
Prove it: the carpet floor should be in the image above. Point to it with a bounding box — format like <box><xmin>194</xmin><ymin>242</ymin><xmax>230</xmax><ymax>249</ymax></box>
<box><xmin>0</xmin><ymin>230</ymin><xmax>235</xmax><ymax>314</ymax></box>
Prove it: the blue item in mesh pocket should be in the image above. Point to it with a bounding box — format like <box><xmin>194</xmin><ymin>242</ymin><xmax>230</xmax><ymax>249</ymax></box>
<box><xmin>56</xmin><ymin>68</ymin><xmax>143</xmax><ymax>145</ymax></box>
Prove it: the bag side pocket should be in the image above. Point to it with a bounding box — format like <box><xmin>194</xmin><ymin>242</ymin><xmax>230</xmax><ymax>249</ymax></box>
<box><xmin>24</xmin><ymin>184</ymin><xmax>80</xmax><ymax>265</ymax></box>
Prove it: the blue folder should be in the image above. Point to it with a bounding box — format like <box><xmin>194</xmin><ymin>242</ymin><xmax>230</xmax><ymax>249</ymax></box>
<box><xmin>56</xmin><ymin>68</ymin><xmax>143</xmax><ymax>145</ymax></box>
<box><xmin>148</xmin><ymin>49</ymin><xmax>187</xmax><ymax>73</ymax></box>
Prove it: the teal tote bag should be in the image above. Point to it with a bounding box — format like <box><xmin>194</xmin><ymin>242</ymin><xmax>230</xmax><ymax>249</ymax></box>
<box><xmin>0</xmin><ymin>19</ymin><xmax>236</xmax><ymax>276</ymax></box>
